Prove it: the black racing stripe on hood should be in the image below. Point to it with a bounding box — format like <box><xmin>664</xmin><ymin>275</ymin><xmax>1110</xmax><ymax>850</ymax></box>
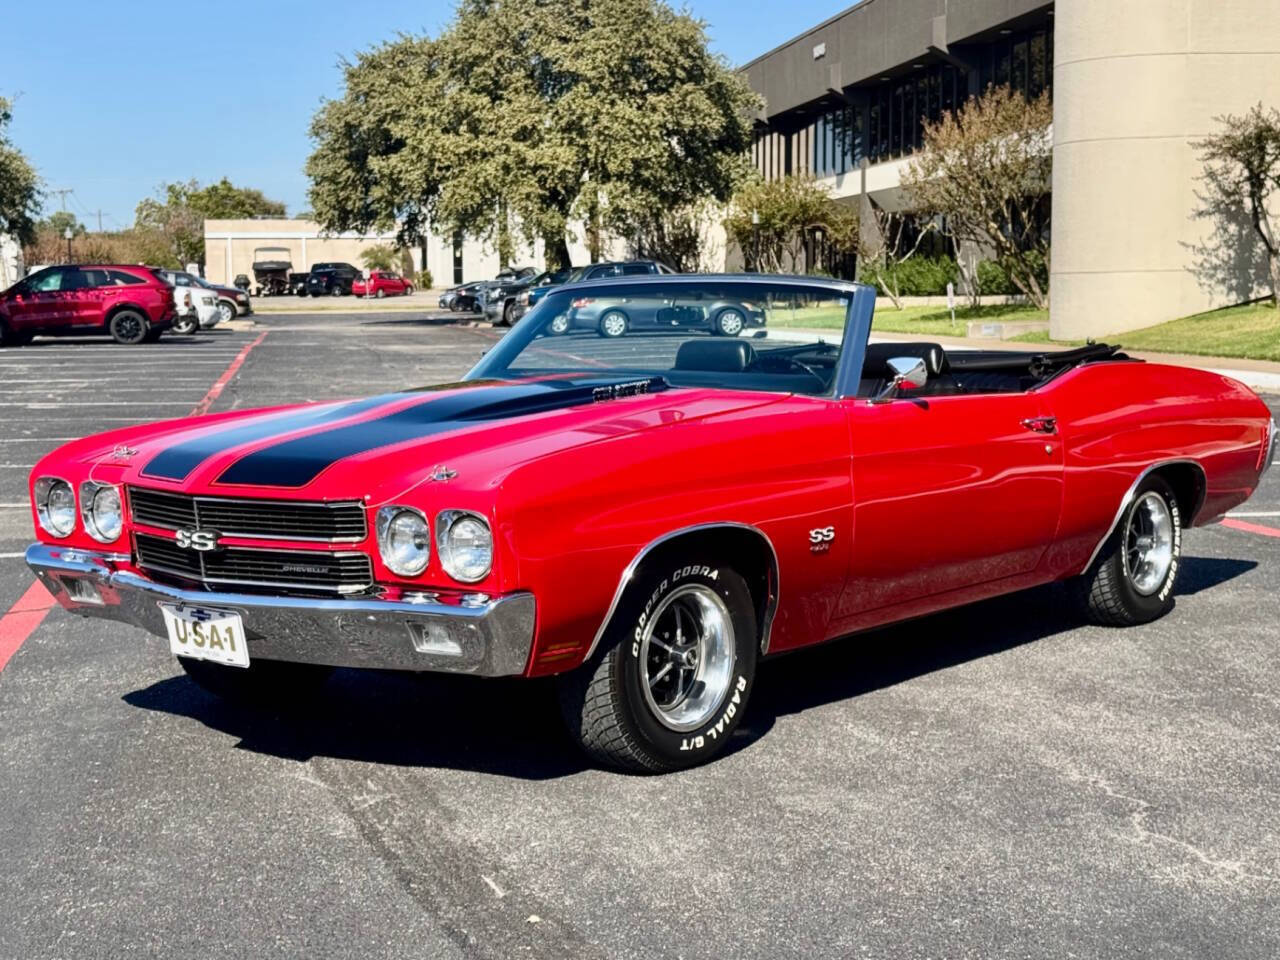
<box><xmin>140</xmin><ymin>394</ymin><xmax>403</xmax><ymax>482</ymax></box>
<box><xmin>214</xmin><ymin>380</ymin><xmax>625</xmax><ymax>488</ymax></box>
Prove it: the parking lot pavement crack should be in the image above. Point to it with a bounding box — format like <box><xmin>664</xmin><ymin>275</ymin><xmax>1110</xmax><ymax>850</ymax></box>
<box><xmin>1070</xmin><ymin>770</ymin><xmax>1277</xmax><ymax>886</ymax></box>
<box><xmin>313</xmin><ymin>759</ymin><xmax>608</xmax><ymax>960</ymax></box>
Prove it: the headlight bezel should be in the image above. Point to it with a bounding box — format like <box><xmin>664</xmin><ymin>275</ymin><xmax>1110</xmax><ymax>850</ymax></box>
<box><xmin>436</xmin><ymin>509</ymin><xmax>494</xmax><ymax>583</ymax></box>
<box><xmin>80</xmin><ymin>480</ymin><xmax>123</xmax><ymax>543</ymax></box>
<box><xmin>376</xmin><ymin>505</ymin><xmax>431</xmax><ymax>577</ymax></box>
<box><xmin>34</xmin><ymin>476</ymin><xmax>76</xmax><ymax>538</ymax></box>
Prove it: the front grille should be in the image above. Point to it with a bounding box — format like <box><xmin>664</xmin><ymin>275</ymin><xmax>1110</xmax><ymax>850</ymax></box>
<box><xmin>128</xmin><ymin>487</ymin><xmax>367</xmax><ymax>542</ymax></box>
<box><xmin>134</xmin><ymin>533</ymin><xmax>373</xmax><ymax>594</ymax></box>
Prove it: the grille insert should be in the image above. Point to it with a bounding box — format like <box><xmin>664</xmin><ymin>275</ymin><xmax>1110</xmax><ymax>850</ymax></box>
<box><xmin>134</xmin><ymin>533</ymin><xmax>373</xmax><ymax>594</ymax></box>
<box><xmin>128</xmin><ymin>487</ymin><xmax>366</xmax><ymax>542</ymax></box>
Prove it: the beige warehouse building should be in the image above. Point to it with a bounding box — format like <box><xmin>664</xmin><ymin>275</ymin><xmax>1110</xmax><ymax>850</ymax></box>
<box><xmin>740</xmin><ymin>0</ymin><xmax>1280</xmax><ymax>338</ymax></box>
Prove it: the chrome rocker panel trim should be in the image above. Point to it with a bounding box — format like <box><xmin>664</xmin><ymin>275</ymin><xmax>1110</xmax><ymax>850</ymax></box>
<box><xmin>25</xmin><ymin>542</ymin><xmax>535</xmax><ymax>676</ymax></box>
<box><xmin>585</xmin><ymin>521</ymin><xmax>781</xmax><ymax>661</ymax></box>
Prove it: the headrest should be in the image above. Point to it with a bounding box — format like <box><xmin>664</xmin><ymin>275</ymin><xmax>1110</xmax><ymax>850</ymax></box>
<box><xmin>674</xmin><ymin>339</ymin><xmax>758</xmax><ymax>373</ymax></box>
<box><xmin>862</xmin><ymin>342</ymin><xmax>947</xmax><ymax>377</ymax></box>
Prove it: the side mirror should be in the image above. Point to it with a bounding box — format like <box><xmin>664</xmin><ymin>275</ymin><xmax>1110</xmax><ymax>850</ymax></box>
<box><xmin>872</xmin><ymin>356</ymin><xmax>928</xmax><ymax>404</ymax></box>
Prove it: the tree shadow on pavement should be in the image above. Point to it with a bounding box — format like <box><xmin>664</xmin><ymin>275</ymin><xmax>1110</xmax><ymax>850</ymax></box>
<box><xmin>122</xmin><ymin>555</ymin><xmax>1255</xmax><ymax>778</ymax></box>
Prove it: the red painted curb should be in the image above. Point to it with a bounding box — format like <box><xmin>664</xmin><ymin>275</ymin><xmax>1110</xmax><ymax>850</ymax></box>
<box><xmin>0</xmin><ymin>331</ymin><xmax>270</xmax><ymax>675</ymax></box>
<box><xmin>0</xmin><ymin>580</ymin><xmax>56</xmax><ymax>673</ymax></box>
<box><xmin>1221</xmin><ymin>517</ymin><xmax>1280</xmax><ymax>539</ymax></box>
<box><xmin>191</xmin><ymin>331</ymin><xmax>267</xmax><ymax>416</ymax></box>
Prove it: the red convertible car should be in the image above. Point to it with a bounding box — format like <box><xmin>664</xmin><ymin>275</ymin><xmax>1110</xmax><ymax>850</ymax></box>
<box><xmin>352</xmin><ymin>270</ymin><xmax>414</xmax><ymax>298</ymax></box>
<box><xmin>23</xmin><ymin>276</ymin><xmax>1276</xmax><ymax>771</ymax></box>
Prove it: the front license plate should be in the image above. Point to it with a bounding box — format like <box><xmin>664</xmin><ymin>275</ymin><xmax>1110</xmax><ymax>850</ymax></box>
<box><xmin>161</xmin><ymin>604</ymin><xmax>250</xmax><ymax>668</ymax></box>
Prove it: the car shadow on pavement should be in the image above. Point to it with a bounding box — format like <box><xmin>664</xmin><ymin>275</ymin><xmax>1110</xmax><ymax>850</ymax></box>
<box><xmin>122</xmin><ymin>555</ymin><xmax>1254</xmax><ymax>778</ymax></box>
<box><xmin>124</xmin><ymin>670</ymin><xmax>589</xmax><ymax>780</ymax></box>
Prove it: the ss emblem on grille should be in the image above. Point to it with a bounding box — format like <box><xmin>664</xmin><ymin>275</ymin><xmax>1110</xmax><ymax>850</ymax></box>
<box><xmin>176</xmin><ymin>527</ymin><xmax>222</xmax><ymax>552</ymax></box>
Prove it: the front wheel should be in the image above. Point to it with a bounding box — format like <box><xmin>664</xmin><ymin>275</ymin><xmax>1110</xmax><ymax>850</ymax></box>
<box><xmin>178</xmin><ymin>656</ymin><xmax>334</xmax><ymax>706</ymax></box>
<box><xmin>1073</xmin><ymin>475</ymin><xmax>1183</xmax><ymax>625</ymax></box>
<box><xmin>173</xmin><ymin>315</ymin><xmax>198</xmax><ymax>335</ymax></box>
<box><xmin>715</xmin><ymin>308</ymin><xmax>746</xmax><ymax>337</ymax></box>
<box><xmin>404</xmin><ymin>284</ymin><xmax>414</xmax><ymax>296</ymax></box>
<box><xmin>557</xmin><ymin>559</ymin><xmax>758</xmax><ymax>772</ymax></box>
<box><xmin>503</xmin><ymin>301</ymin><xmax>515</xmax><ymax>326</ymax></box>
<box><xmin>375</xmin><ymin>288</ymin><xmax>386</xmax><ymax>298</ymax></box>
<box><xmin>218</xmin><ymin>301</ymin><xmax>236</xmax><ymax>324</ymax></box>
<box><xmin>598</xmin><ymin>310</ymin><xmax>628</xmax><ymax>338</ymax></box>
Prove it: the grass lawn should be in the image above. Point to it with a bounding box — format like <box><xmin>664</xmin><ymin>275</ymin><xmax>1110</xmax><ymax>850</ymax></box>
<box><xmin>1011</xmin><ymin>301</ymin><xmax>1280</xmax><ymax>361</ymax></box>
<box><xmin>768</xmin><ymin>301</ymin><xmax>1048</xmax><ymax>337</ymax></box>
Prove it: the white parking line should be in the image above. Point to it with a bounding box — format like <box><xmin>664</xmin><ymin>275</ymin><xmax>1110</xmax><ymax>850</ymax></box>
<box><xmin>0</xmin><ymin>438</ymin><xmax>79</xmax><ymax>443</ymax></box>
<box><xmin>0</xmin><ymin>402</ymin><xmax>199</xmax><ymax>407</ymax></box>
<box><xmin>0</xmin><ymin>553</ymin><xmax>25</xmax><ymax>560</ymax></box>
<box><xmin>1227</xmin><ymin>510</ymin><xmax>1280</xmax><ymax>517</ymax></box>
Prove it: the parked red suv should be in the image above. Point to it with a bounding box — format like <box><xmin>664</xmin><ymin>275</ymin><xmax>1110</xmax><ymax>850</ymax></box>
<box><xmin>0</xmin><ymin>265</ymin><xmax>176</xmax><ymax>346</ymax></box>
<box><xmin>352</xmin><ymin>269</ymin><xmax>414</xmax><ymax>298</ymax></box>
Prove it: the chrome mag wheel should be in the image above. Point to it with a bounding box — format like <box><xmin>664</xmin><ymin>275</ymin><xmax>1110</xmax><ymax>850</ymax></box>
<box><xmin>600</xmin><ymin>311</ymin><xmax>628</xmax><ymax>337</ymax></box>
<box><xmin>1123</xmin><ymin>491</ymin><xmax>1174</xmax><ymax>596</ymax></box>
<box><xmin>639</xmin><ymin>583</ymin><xmax>736</xmax><ymax>732</ymax></box>
<box><xmin>548</xmin><ymin>314</ymin><xmax>570</xmax><ymax>335</ymax></box>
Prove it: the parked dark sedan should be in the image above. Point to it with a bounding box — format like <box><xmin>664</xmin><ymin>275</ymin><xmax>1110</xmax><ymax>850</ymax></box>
<box><xmin>525</xmin><ymin>260</ymin><xmax>674</xmax><ymax>315</ymax></box>
<box><xmin>447</xmin><ymin>282</ymin><xmax>486</xmax><ymax>313</ymax></box>
<box><xmin>553</xmin><ymin>287</ymin><xmax>766</xmax><ymax>337</ymax></box>
<box><xmin>486</xmin><ymin>268</ymin><xmax>573</xmax><ymax>326</ymax></box>
<box><xmin>305</xmin><ymin>265</ymin><xmax>360</xmax><ymax>297</ymax></box>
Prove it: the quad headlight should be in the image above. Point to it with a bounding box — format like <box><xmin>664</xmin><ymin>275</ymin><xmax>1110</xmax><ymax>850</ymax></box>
<box><xmin>34</xmin><ymin>477</ymin><xmax>76</xmax><ymax>538</ymax></box>
<box><xmin>80</xmin><ymin>481</ymin><xmax>123</xmax><ymax>543</ymax></box>
<box><xmin>436</xmin><ymin>510</ymin><xmax>493</xmax><ymax>583</ymax></box>
<box><xmin>376</xmin><ymin>506</ymin><xmax>431</xmax><ymax>577</ymax></box>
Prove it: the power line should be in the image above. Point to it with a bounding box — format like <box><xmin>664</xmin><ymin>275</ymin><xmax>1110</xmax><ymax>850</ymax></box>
<box><xmin>48</xmin><ymin>188</ymin><xmax>73</xmax><ymax>212</ymax></box>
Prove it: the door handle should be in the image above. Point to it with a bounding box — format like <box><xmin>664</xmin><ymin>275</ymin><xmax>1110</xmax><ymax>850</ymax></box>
<box><xmin>1020</xmin><ymin>416</ymin><xmax>1057</xmax><ymax>434</ymax></box>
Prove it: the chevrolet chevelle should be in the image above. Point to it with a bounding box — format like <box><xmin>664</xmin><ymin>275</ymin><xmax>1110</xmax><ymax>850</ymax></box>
<box><xmin>25</xmin><ymin>276</ymin><xmax>1277</xmax><ymax>771</ymax></box>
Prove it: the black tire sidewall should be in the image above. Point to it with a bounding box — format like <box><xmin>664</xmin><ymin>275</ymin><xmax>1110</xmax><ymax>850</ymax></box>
<box><xmin>1108</xmin><ymin>475</ymin><xmax>1183</xmax><ymax>619</ymax></box>
<box><xmin>609</xmin><ymin>561</ymin><xmax>757</xmax><ymax>767</ymax></box>
<box><xmin>109</xmin><ymin>310</ymin><xmax>148</xmax><ymax>345</ymax></box>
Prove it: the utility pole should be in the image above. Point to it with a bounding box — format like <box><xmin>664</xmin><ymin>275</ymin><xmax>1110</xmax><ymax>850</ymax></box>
<box><xmin>49</xmin><ymin>188</ymin><xmax>73</xmax><ymax>212</ymax></box>
<box><xmin>91</xmin><ymin>210</ymin><xmax>105</xmax><ymax>232</ymax></box>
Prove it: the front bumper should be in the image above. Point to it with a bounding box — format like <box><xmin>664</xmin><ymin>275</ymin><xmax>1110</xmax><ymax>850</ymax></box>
<box><xmin>25</xmin><ymin>543</ymin><xmax>535</xmax><ymax>677</ymax></box>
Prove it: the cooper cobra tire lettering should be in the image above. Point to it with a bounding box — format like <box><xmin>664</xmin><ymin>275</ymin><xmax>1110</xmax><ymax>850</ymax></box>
<box><xmin>1156</xmin><ymin>499</ymin><xmax>1182</xmax><ymax>602</ymax></box>
<box><xmin>558</xmin><ymin>557</ymin><xmax>758</xmax><ymax>771</ymax></box>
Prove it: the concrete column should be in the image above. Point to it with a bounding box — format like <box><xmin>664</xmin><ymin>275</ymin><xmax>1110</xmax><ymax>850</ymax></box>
<box><xmin>1050</xmin><ymin>0</ymin><xmax>1280</xmax><ymax>339</ymax></box>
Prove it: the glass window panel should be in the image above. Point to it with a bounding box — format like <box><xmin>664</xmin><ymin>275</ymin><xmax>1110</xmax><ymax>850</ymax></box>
<box><xmin>1012</xmin><ymin>40</ymin><xmax>1028</xmax><ymax>95</ymax></box>
<box><xmin>996</xmin><ymin>43</ymin><xmax>1010</xmax><ymax>87</ymax></box>
<box><xmin>1030</xmin><ymin>32</ymin><xmax>1047</xmax><ymax>97</ymax></box>
<box><xmin>891</xmin><ymin>84</ymin><xmax>902</xmax><ymax>155</ymax></box>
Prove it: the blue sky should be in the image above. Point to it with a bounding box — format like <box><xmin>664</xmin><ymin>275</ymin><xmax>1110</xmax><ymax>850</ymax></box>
<box><xmin>4</xmin><ymin>0</ymin><xmax>845</xmax><ymax>229</ymax></box>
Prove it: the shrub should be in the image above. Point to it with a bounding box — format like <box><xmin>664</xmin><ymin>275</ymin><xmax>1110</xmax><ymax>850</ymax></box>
<box><xmin>974</xmin><ymin>252</ymin><xmax>1048</xmax><ymax>297</ymax></box>
<box><xmin>416</xmin><ymin>267</ymin><xmax>433</xmax><ymax>289</ymax></box>
<box><xmin>858</xmin><ymin>255</ymin><xmax>958</xmax><ymax>296</ymax></box>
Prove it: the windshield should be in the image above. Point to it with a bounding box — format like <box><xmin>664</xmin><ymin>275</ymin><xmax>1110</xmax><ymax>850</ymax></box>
<box><xmin>468</xmin><ymin>278</ymin><xmax>853</xmax><ymax>397</ymax></box>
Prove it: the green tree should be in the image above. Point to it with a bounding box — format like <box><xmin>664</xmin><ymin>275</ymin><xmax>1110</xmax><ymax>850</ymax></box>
<box><xmin>905</xmin><ymin>85</ymin><xmax>1053</xmax><ymax>309</ymax></box>
<box><xmin>39</xmin><ymin>210</ymin><xmax>85</xmax><ymax>237</ymax></box>
<box><xmin>136</xmin><ymin>178</ymin><xmax>286</xmax><ymax>266</ymax></box>
<box><xmin>360</xmin><ymin>243</ymin><xmax>398</xmax><ymax>271</ymax></box>
<box><xmin>1193</xmin><ymin>104</ymin><xmax>1280</xmax><ymax>304</ymax></box>
<box><xmin>307</xmin><ymin>0</ymin><xmax>758</xmax><ymax>270</ymax></box>
<box><xmin>724</xmin><ymin>175</ymin><xmax>859</xmax><ymax>275</ymax></box>
<box><xmin>0</xmin><ymin>97</ymin><xmax>41</xmax><ymax>246</ymax></box>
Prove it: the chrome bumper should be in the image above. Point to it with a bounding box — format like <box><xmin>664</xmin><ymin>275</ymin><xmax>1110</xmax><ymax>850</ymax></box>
<box><xmin>25</xmin><ymin>543</ymin><xmax>535</xmax><ymax>676</ymax></box>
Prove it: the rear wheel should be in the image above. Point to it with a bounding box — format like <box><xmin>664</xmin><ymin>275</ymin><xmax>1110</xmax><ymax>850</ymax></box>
<box><xmin>548</xmin><ymin>314</ymin><xmax>570</xmax><ymax>335</ymax></box>
<box><xmin>375</xmin><ymin>288</ymin><xmax>386</xmax><ymax>298</ymax></box>
<box><xmin>330</xmin><ymin>286</ymin><xmax>343</xmax><ymax>297</ymax></box>
<box><xmin>557</xmin><ymin>558</ymin><xmax>757</xmax><ymax>772</ymax></box>
<box><xmin>108</xmin><ymin>309</ymin><xmax>148</xmax><ymax>345</ymax></box>
<box><xmin>178</xmin><ymin>656</ymin><xmax>334</xmax><ymax>706</ymax></box>
<box><xmin>173</xmin><ymin>315</ymin><xmax>198</xmax><ymax>335</ymax></box>
<box><xmin>1074</xmin><ymin>474</ymin><xmax>1182</xmax><ymax>625</ymax></box>
<box><xmin>405</xmin><ymin>284</ymin><xmax>414</xmax><ymax>296</ymax></box>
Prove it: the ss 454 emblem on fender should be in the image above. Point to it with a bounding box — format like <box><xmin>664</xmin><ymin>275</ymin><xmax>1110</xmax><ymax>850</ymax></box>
<box><xmin>809</xmin><ymin>526</ymin><xmax>835</xmax><ymax>553</ymax></box>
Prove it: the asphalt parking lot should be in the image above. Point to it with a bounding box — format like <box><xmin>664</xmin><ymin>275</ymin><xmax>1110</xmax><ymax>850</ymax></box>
<box><xmin>1</xmin><ymin>312</ymin><xmax>1278</xmax><ymax>959</ymax></box>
